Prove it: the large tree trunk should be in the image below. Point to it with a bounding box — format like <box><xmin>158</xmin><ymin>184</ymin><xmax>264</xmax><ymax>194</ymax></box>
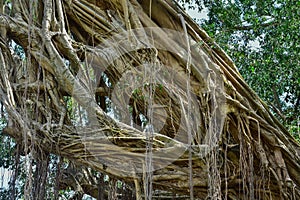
<box><xmin>0</xmin><ymin>0</ymin><xmax>299</xmax><ymax>199</ymax></box>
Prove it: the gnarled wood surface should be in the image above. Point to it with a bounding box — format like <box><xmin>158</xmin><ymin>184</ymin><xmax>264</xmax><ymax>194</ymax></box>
<box><xmin>0</xmin><ymin>0</ymin><xmax>299</xmax><ymax>199</ymax></box>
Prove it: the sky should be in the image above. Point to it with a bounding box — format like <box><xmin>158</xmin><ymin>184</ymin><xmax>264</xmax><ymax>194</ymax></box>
<box><xmin>187</xmin><ymin>7</ymin><xmax>208</xmax><ymax>20</ymax></box>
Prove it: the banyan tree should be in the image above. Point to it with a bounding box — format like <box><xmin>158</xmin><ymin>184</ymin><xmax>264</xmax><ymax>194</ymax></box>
<box><xmin>0</xmin><ymin>0</ymin><xmax>299</xmax><ymax>199</ymax></box>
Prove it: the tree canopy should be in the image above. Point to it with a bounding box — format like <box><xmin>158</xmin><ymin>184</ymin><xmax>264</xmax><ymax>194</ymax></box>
<box><xmin>181</xmin><ymin>0</ymin><xmax>300</xmax><ymax>140</ymax></box>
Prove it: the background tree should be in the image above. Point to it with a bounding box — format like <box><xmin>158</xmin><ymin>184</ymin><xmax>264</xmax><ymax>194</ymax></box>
<box><xmin>181</xmin><ymin>0</ymin><xmax>300</xmax><ymax>141</ymax></box>
<box><xmin>0</xmin><ymin>0</ymin><xmax>299</xmax><ymax>199</ymax></box>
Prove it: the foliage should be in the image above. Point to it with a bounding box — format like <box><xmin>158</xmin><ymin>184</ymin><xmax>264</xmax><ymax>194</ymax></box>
<box><xmin>181</xmin><ymin>0</ymin><xmax>300</xmax><ymax>138</ymax></box>
<box><xmin>0</xmin><ymin>118</ymin><xmax>14</xmax><ymax>169</ymax></box>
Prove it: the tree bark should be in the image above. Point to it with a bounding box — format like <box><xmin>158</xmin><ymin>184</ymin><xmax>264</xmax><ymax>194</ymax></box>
<box><xmin>0</xmin><ymin>0</ymin><xmax>299</xmax><ymax>199</ymax></box>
